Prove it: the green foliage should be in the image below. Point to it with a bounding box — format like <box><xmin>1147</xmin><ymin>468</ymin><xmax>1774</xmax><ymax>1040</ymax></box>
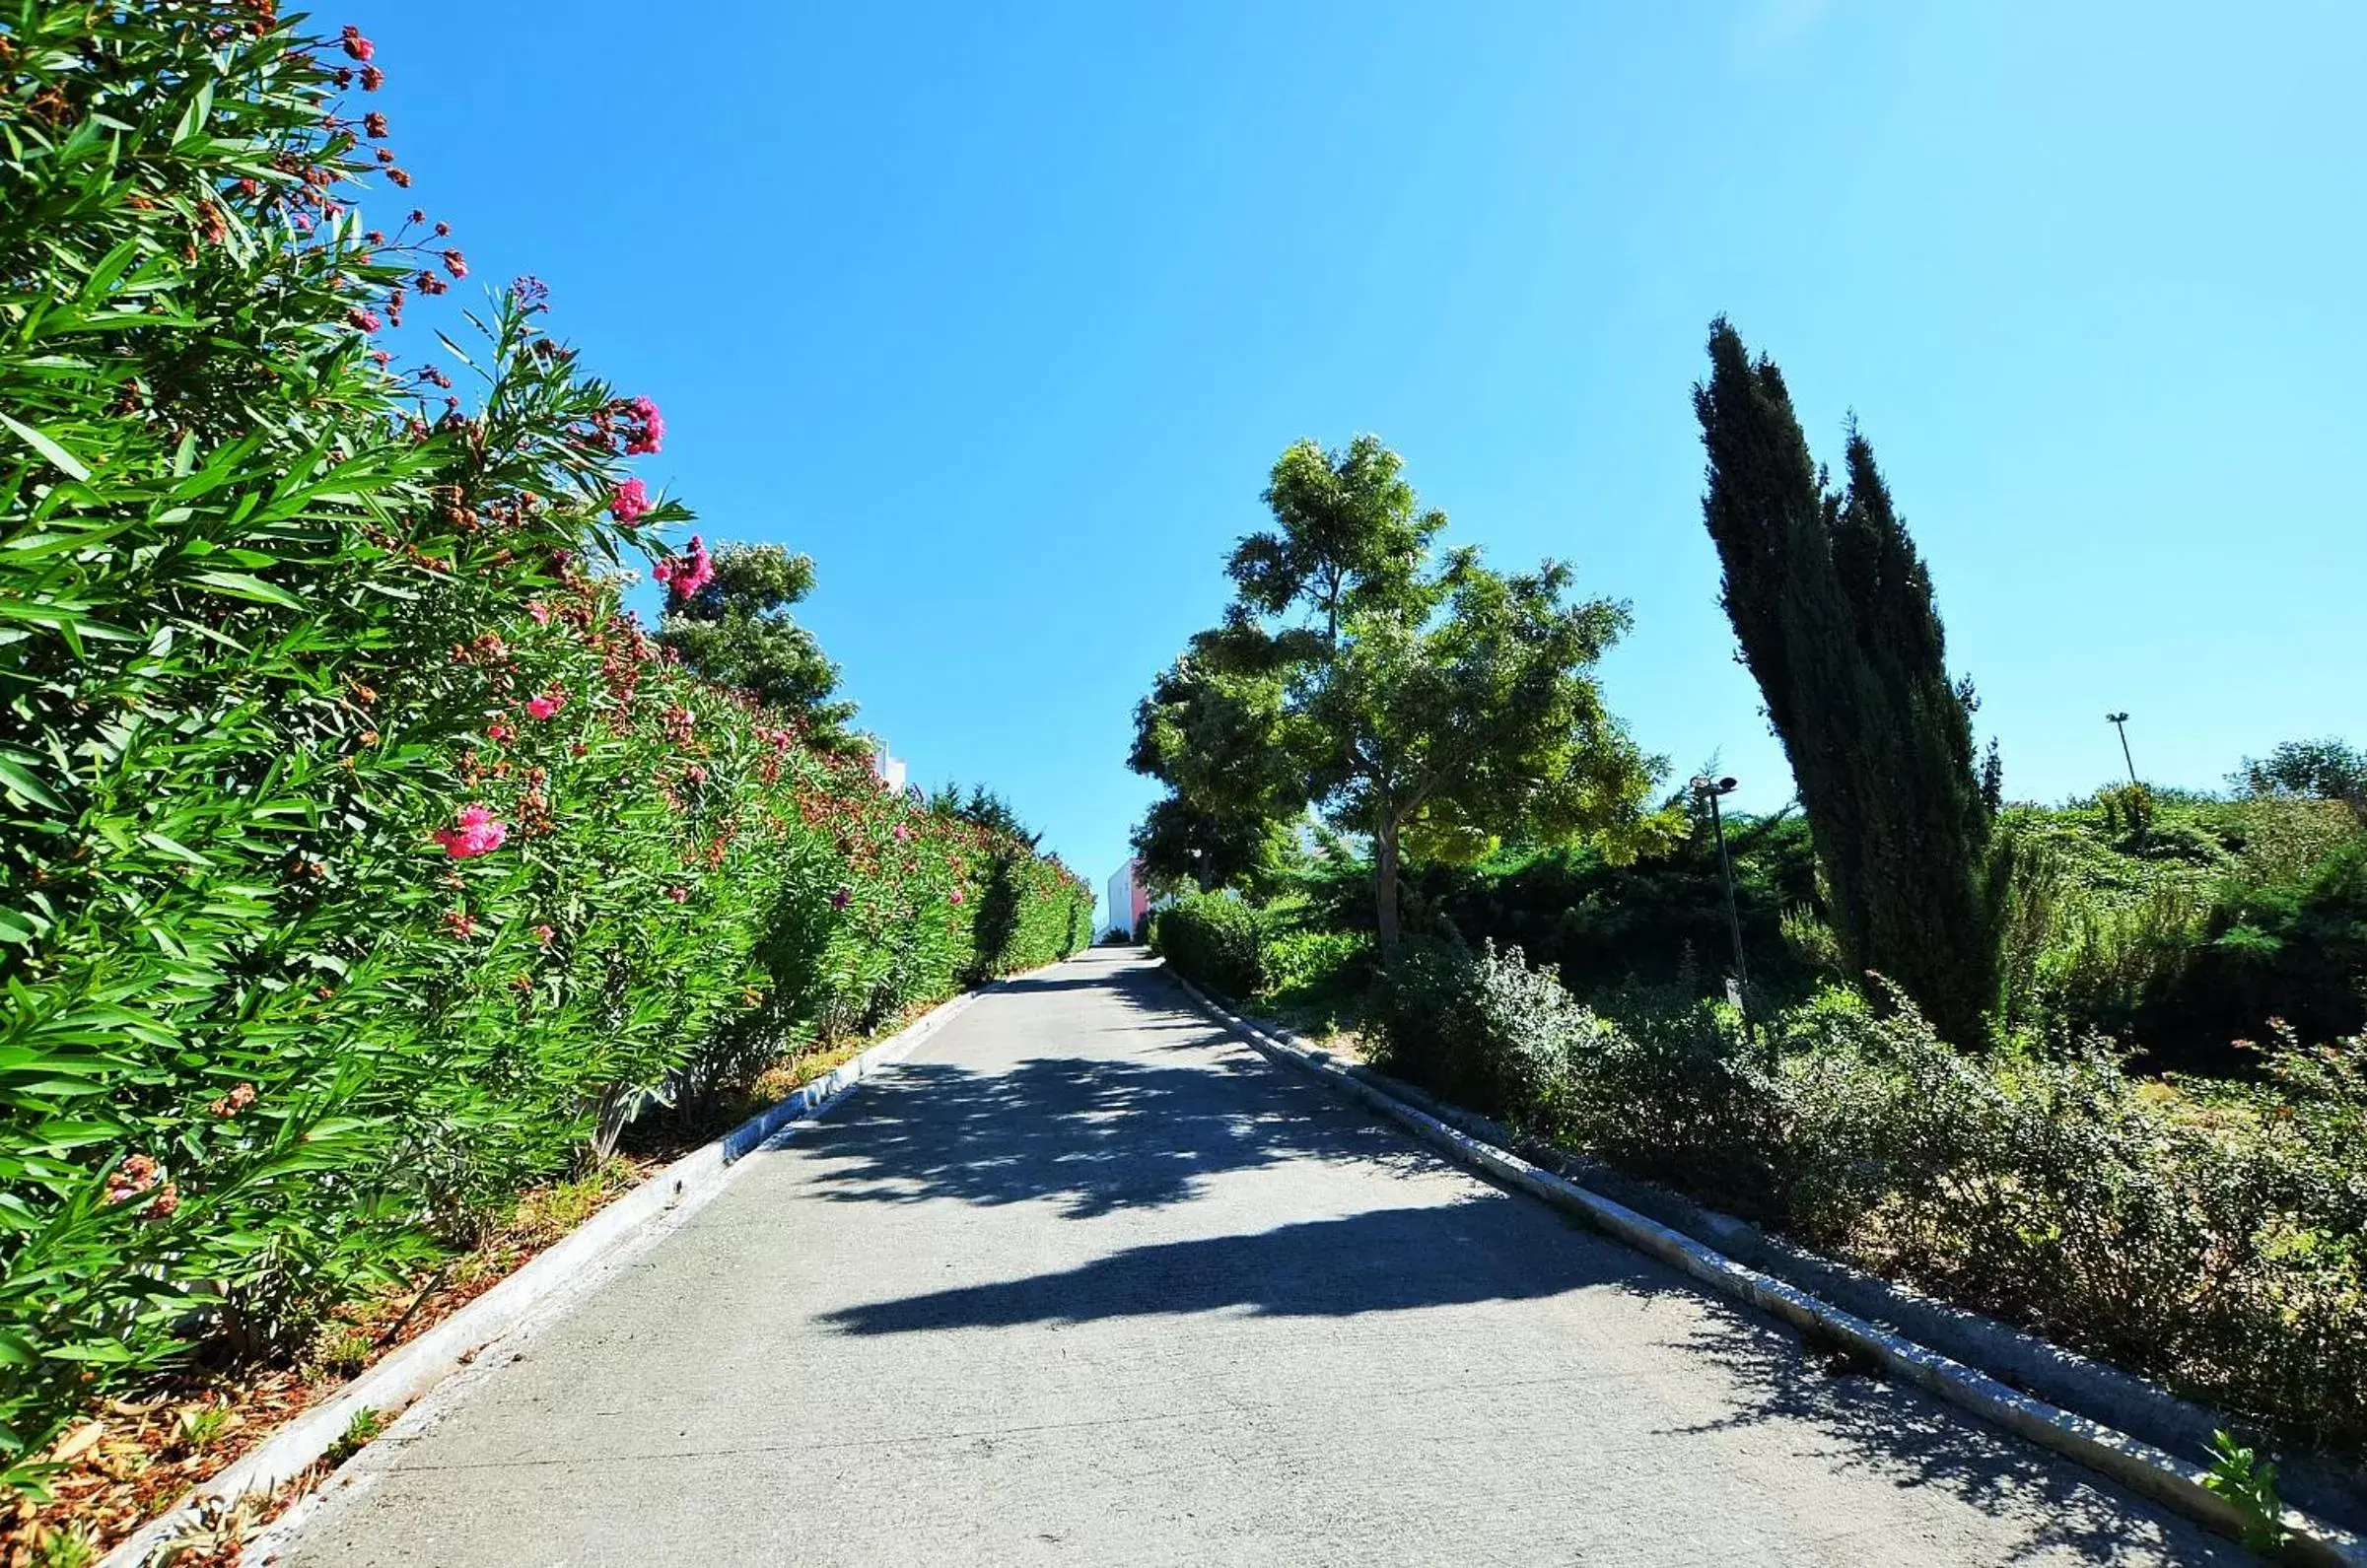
<box><xmin>2236</xmin><ymin>736</ymin><xmax>2367</xmax><ymax>825</ymax></box>
<box><xmin>657</xmin><ymin>543</ymin><xmax>861</xmax><ymax>755</ymax></box>
<box><xmin>174</xmin><ymin>1401</ymin><xmax>233</xmax><ymax>1457</ymax></box>
<box><xmin>1695</xmin><ymin>321</ymin><xmax>1998</xmax><ymax>1043</ymax></box>
<box><xmin>1127</xmin><ymin>652</ymin><xmax>1304</xmax><ymax>895</ymax></box>
<box><xmin>2202</xmin><ymin>1430</ymin><xmax>2290</xmax><ymax>1553</ymax></box>
<box><xmin>1326</xmin><ymin>809</ymin><xmax>1824</xmax><ymax>1005</ymax></box>
<box><xmin>1371</xmin><ymin>939</ymin><xmax>1622</xmax><ymax>1121</ymax></box>
<box><xmin>1135</xmin><ymin>436</ymin><xmax>1666</xmax><ymax>953</ymax></box>
<box><xmin>1355</xmin><ymin>938</ymin><xmax>2367</xmax><ymax>1453</ymax></box>
<box><xmin>1997</xmin><ymin>793</ymin><xmax>2366</xmax><ymax>1064</ymax></box>
<box><xmin>323</xmin><ymin>1405</ymin><xmax>383</xmax><ymax>1467</ymax></box>
<box><xmin>1149</xmin><ymin>892</ymin><xmax>1274</xmax><ymax>1000</ymax></box>
<box><xmin>33</xmin><ymin>1521</ymin><xmax>95</xmax><ymax>1568</ymax></box>
<box><xmin>1257</xmin><ymin>927</ymin><xmax>1370</xmax><ymax>1009</ymax></box>
<box><xmin>0</xmin><ymin>7</ymin><xmax>1090</xmax><ymax>1494</ymax></box>
<box><xmin>926</xmin><ymin>782</ymin><xmax>1038</xmax><ymax>847</ymax></box>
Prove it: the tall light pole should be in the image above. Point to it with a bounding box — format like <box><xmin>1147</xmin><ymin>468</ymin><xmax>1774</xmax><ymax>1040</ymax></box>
<box><xmin>1691</xmin><ymin>775</ymin><xmax>1750</xmax><ymax>1039</ymax></box>
<box><xmin>2106</xmin><ymin>712</ymin><xmax>2137</xmax><ymax>786</ymax></box>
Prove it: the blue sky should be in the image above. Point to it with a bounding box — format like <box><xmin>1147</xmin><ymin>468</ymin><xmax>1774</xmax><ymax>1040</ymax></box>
<box><xmin>352</xmin><ymin>1</ymin><xmax>2364</xmax><ymax>925</ymax></box>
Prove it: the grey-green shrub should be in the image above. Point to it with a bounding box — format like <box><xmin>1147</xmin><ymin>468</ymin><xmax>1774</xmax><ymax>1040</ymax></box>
<box><xmin>1371</xmin><ymin>943</ymin><xmax>2367</xmax><ymax>1453</ymax></box>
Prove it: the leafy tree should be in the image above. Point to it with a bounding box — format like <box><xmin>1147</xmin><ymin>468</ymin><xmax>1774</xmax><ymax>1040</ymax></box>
<box><xmin>2235</xmin><ymin>737</ymin><xmax>2367</xmax><ymax>825</ymax></box>
<box><xmin>656</xmin><ymin>541</ymin><xmax>862</xmax><ymax>754</ymax></box>
<box><xmin>1127</xmin><ymin>648</ymin><xmax>1303</xmax><ymax>895</ymax></box>
<box><xmin>1135</xmin><ymin>437</ymin><xmax>1664</xmax><ymax>954</ymax></box>
<box><xmin>926</xmin><ymin>781</ymin><xmax>1040</xmax><ymax>847</ymax></box>
<box><xmin>1693</xmin><ymin>317</ymin><xmax>1998</xmax><ymax>1043</ymax></box>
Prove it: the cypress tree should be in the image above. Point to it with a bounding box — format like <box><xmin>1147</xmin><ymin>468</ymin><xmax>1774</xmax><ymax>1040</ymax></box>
<box><xmin>1694</xmin><ymin>318</ymin><xmax>1998</xmax><ymax>1043</ymax></box>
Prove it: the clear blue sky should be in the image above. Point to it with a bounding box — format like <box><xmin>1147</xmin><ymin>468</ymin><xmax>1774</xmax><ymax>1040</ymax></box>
<box><xmin>352</xmin><ymin>1</ymin><xmax>2364</xmax><ymax>926</ymax></box>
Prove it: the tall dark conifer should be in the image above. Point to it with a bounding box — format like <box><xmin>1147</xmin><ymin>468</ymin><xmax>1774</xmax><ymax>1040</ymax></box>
<box><xmin>1694</xmin><ymin>319</ymin><xmax>1998</xmax><ymax>1043</ymax></box>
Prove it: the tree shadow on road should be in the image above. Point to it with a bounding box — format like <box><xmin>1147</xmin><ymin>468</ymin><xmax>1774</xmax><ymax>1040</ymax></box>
<box><xmin>819</xmin><ymin>1194</ymin><xmax>1659</xmax><ymax>1332</ymax></box>
<box><xmin>1649</xmin><ymin>1311</ymin><xmax>2247</xmax><ymax>1566</ymax></box>
<box><xmin>784</xmin><ymin>1050</ymin><xmax>1431</xmax><ymax>1219</ymax></box>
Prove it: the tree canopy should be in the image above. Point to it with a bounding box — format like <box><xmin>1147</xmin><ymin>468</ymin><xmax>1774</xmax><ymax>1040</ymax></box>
<box><xmin>1132</xmin><ymin>436</ymin><xmax>1665</xmax><ymax>953</ymax></box>
<box><xmin>656</xmin><ymin>541</ymin><xmax>863</xmax><ymax>754</ymax></box>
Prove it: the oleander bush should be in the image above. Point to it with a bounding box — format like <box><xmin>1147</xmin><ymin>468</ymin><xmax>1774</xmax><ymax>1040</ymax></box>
<box><xmin>0</xmin><ymin>4</ymin><xmax>1087</xmax><ymax>1490</ymax></box>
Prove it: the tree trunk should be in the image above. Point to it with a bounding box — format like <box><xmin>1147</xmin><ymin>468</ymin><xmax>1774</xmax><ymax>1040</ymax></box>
<box><xmin>1373</xmin><ymin>820</ymin><xmax>1401</xmax><ymax>956</ymax></box>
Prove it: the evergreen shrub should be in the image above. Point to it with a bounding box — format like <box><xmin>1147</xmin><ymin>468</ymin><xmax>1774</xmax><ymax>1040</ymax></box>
<box><xmin>0</xmin><ymin>6</ymin><xmax>1087</xmax><ymax>1488</ymax></box>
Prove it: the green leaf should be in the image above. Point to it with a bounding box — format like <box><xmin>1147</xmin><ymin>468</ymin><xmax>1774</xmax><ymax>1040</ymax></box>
<box><xmin>187</xmin><ymin>570</ymin><xmax>307</xmax><ymax>608</ymax></box>
<box><xmin>0</xmin><ymin>753</ymin><xmax>64</xmax><ymax>812</ymax></box>
<box><xmin>0</xmin><ymin>412</ymin><xmax>92</xmax><ymax>482</ymax></box>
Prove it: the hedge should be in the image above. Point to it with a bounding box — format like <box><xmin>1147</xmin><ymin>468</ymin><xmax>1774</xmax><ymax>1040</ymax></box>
<box><xmin>0</xmin><ymin>5</ymin><xmax>1087</xmax><ymax>1489</ymax></box>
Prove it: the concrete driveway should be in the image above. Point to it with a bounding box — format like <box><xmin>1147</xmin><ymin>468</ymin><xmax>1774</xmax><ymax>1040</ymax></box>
<box><xmin>264</xmin><ymin>949</ymin><xmax>2239</xmax><ymax>1566</ymax></box>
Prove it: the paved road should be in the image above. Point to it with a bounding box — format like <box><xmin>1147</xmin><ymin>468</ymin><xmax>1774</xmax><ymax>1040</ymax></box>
<box><xmin>269</xmin><ymin>950</ymin><xmax>2238</xmax><ymax>1567</ymax></box>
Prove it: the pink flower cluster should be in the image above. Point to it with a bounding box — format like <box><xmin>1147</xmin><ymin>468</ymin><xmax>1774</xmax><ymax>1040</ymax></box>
<box><xmin>623</xmin><ymin>395</ymin><xmax>664</xmax><ymax>455</ymax></box>
<box><xmin>526</xmin><ymin>687</ymin><xmax>567</xmax><ymax>720</ymax></box>
<box><xmin>611</xmin><ymin>477</ymin><xmax>652</xmax><ymax>525</ymax></box>
<box><xmin>433</xmin><ymin>803</ymin><xmax>509</xmax><ymax>859</ymax></box>
<box><xmin>651</xmin><ymin>534</ymin><xmax>713</xmax><ymax>601</ymax></box>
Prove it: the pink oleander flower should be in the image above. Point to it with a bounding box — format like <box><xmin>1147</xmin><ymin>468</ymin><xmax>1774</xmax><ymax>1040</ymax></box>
<box><xmin>949</xmin><ymin>888</ymin><xmax>965</xmax><ymax>906</ymax></box>
<box><xmin>532</xmin><ymin>923</ymin><xmax>555</xmax><ymax>946</ymax></box>
<box><xmin>360</xmin><ymin>63</ymin><xmax>384</xmax><ymax>91</ymax></box>
<box><xmin>444</xmin><ymin>248</ymin><xmax>468</xmax><ymax>280</ymax></box>
<box><xmin>104</xmin><ymin>1154</ymin><xmax>161</xmax><ymax>1205</ymax></box>
<box><xmin>892</xmin><ymin>823</ymin><xmax>912</xmax><ymax>842</ymax></box>
<box><xmin>432</xmin><ymin>803</ymin><xmax>508</xmax><ymax>859</ymax></box>
<box><xmin>624</xmin><ymin>395</ymin><xmax>664</xmax><ymax>455</ymax></box>
<box><xmin>349</xmin><ymin>308</ymin><xmax>383</xmax><ymax>333</ymax></box>
<box><xmin>656</xmin><ymin>538</ymin><xmax>713</xmax><ymax>602</ymax></box>
<box><xmin>528</xmin><ymin>600</ymin><xmax>552</xmax><ymax>626</ymax></box>
<box><xmin>610</xmin><ymin>477</ymin><xmax>652</xmax><ymax>524</ymax></box>
<box><xmin>665</xmin><ymin>886</ymin><xmax>689</xmax><ymax>904</ymax></box>
<box><xmin>486</xmin><ymin>719</ymin><xmax>513</xmax><ymax>743</ymax></box>
<box><xmin>341</xmin><ymin>25</ymin><xmax>374</xmax><ymax>60</ymax></box>
<box><xmin>526</xmin><ymin>689</ymin><xmax>566</xmax><ymax>720</ymax></box>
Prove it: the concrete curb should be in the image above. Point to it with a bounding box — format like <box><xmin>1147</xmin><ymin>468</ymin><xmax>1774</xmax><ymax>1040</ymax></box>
<box><xmin>101</xmin><ymin>954</ymin><xmax>1078</xmax><ymax>1568</ymax></box>
<box><xmin>1200</xmin><ymin>994</ymin><xmax>2364</xmax><ymax>1532</ymax></box>
<box><xmin>1165</xmin><ymin>966</ymin><xmax>2367</xmax><ymax>1568</ymax></box>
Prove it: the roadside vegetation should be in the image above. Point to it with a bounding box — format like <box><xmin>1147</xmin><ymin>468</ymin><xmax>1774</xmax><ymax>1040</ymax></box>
<box><xmin>1135</xmin><ymin>337</ymin><xmax>2367</xmax><ymax>1462</ymax></box>
<box><xmin>0</xmin><ymin>6</ymin><xmax>1089</xmax><ymax>1548</ymax></box>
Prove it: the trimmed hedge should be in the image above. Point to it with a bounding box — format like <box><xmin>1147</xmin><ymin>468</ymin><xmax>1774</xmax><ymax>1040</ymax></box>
<box><xmin>1149</xmin><ymin>892</ymin><xmax>1272</xmax><ymax>999</ymax></box>
<box><xmin>0</xmin><ymin>7</ymin><xmax>1087</xmax><ymax>1488</ymax></box>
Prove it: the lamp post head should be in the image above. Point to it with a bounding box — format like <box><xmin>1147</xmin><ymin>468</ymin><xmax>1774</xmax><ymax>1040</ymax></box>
<box><xmin>2107</xmin><ymin>712</ymin><xmax>2129</xmax><ymax>724</ymax></box>
<box><xmin>1690</xmin><ymin>775</ymin><xmax>1738</xmax><ymax>797</ymax></box>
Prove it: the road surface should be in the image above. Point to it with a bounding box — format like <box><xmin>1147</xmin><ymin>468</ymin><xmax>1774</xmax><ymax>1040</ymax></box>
<box><xmin>268</xmin><ymin>949</ymin><xmax>2237</xmax><ymax>1566</ymax></box>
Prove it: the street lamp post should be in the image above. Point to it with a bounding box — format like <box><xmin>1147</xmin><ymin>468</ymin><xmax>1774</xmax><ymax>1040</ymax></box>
<box><xmin>2106</xmin><ymin>712</ymin><xmax>2137</xmax><ymax>787</ymax></box>
<box><xmin>1691</xmin><ymin>775</ymin><xmax>1750</xmax><ymax>1039</ymax></box>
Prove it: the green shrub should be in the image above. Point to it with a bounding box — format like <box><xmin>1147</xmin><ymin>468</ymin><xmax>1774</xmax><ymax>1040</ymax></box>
<box><xmin>1149</xmin><ymin>891</ymin><xmax>1271</xmax><ymax>998</ymax></box>
<box><xmin>1289</xmin><ymin>812</ymin><xmax>1825</xmax><ymax>1009</ymax></box>
<box><xmin>1363</xmin><ymin>938</ymin><xmax>2367</xmax><ymax>1452</ymax></box>
<box><xmin>0</xmin><ymin>8</ymin><xmax>1089</xmax><ymax>1490</ymax></box>
<box><xmin>1998</xmin><ymin>794</ymin><xmax>2367</xmax><ymax>1064</ymax></box>
<box><xmin>1370</xmin><ymin>940</ymin><xmax>1617</xmax><ymax>1123</ymax></box>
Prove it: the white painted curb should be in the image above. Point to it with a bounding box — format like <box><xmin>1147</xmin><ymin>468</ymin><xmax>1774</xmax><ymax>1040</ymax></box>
<box><xmin>101</xmin><ymin>954</ymin><xmax>1079</xmax><ymax>1568</ymax></box>
<box><xmin>1167</xmin><ymin>966</ymin><xmax>2367</xmax><ymax>1568</ymax></box>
